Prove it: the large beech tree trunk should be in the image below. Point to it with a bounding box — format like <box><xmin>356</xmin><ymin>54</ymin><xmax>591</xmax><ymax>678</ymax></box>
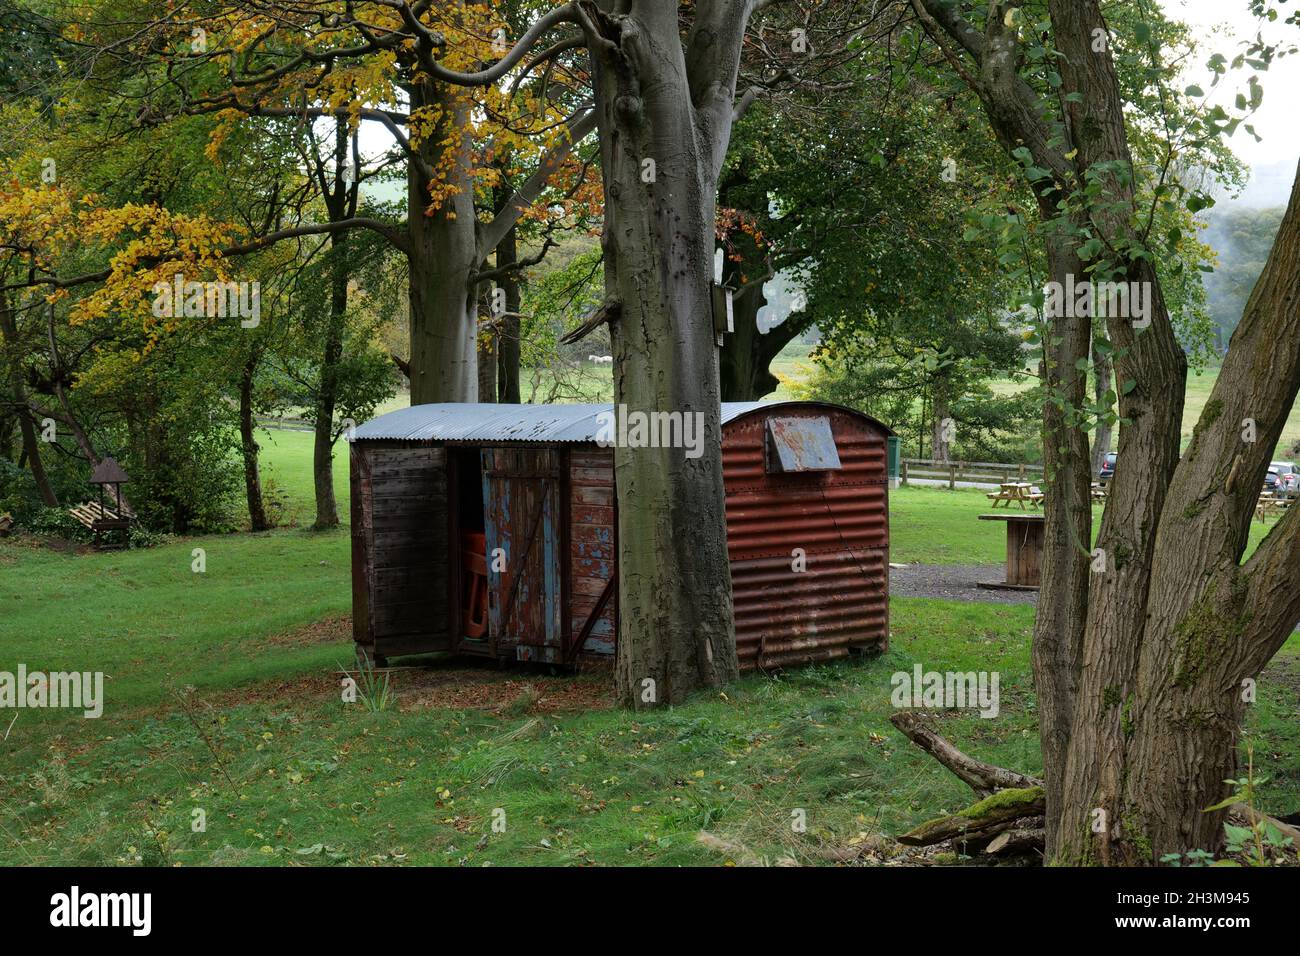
<box><xmin>407</xmin><ymin>80</ymin><xmax>478</xmax><ymax>404</ymax></box>
<box><xmin>588</xmin><ymin>1</ymin><xmax>758</xmax><ymax>706</ymax></box>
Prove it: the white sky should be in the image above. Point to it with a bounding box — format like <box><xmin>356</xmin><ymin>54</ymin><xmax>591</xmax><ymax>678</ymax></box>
<box><xmin>1160</xmin><ymin>0</ymin><xmax>1300</xmax><ymax>202</ymax></box>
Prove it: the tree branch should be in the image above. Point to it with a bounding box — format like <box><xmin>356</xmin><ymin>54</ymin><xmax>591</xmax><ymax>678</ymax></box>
<box><xmin>476</xmin><ymin>108</ymin><xmax>598</xmax><ymax>259</ymax></box>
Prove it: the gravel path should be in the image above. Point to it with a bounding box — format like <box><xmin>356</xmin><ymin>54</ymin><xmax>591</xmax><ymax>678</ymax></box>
<box><xmin>890</xmin><ymin>563</ymin><xmax>1038</xmax><ymax>605</ymax></box>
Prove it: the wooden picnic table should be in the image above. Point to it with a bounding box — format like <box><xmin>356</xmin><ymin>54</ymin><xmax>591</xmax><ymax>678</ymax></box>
<box><xmin>985</xmin><ymin>481</ymin><xmax>1044</xmax><ymax>510</ymax></box>
<box><xmin>977</xmin><ymin>513</ymin><xmax>1044</xmax><ymax>589</ymax></box>
<box><xmin>1256</xmin><ymin>493</ymin><xmax>1289</xmax><ymax>523</ymax></box>
<box><xmin>1091</xmin><ymin>482</ymin><xmax>1108</xmax><ymax>501</ymax></box>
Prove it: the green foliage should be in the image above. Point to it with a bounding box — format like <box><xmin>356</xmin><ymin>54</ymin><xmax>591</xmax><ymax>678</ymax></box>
<box><xmin>517</xmin><ymin>243</ymin><xmax>611</xmax><ymax>402</ymax></box>
<box><xmin>22</xmin><ymin>506</ymin><xmax>90</xmax><ymax>542</ymax></box>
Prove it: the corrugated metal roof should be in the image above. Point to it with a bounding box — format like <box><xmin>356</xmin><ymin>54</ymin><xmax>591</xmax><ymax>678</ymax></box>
<box><xmin>351</xmin><ymin>402</ymin><xmax>778</xmax><ymax>444</ymax></box>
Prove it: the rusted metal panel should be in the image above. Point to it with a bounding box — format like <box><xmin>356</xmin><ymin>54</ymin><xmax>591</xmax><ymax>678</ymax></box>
<box><xmin>721</xmin><ymin>406</ymin><xmax>890</xmax><ymax>669</ymax></box>
<box><xmin>766</xmin><ymin>416</ymin><xmax>842</xmax><ymax>472</ymax></box>
<box><xmin>482</xmin><ymin>447</ymin><xmax>563</xmax><ymax>659</ymax></box>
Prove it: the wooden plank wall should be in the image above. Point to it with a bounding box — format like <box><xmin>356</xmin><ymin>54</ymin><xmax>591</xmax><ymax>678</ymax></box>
<box><xmin>351</xmin><ymin>444</ymin><xmax>450</xmax><ymax>660</ymax></box>
<box><xmin>568</xmin><ymin>447</ymin><xmax>616</xmax><ymax>657</ymax></box>
<box><xmin>482</xmin><ymin>447</ymin><xmax>562</xmax><ymax>656</ymax></box>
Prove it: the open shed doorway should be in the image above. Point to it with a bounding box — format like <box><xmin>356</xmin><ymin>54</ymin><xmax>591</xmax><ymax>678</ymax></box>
<box><xmin>449</xmin><ymin>447</ymin><xmax>489</xmax><ymax>655</ymax></box>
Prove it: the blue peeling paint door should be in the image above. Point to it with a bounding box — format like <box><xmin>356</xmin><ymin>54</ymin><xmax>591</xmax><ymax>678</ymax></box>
<box><xmin>481</xmin><ymin>448</ymin><xmax>563</xmax><ymax>662</ymax></box>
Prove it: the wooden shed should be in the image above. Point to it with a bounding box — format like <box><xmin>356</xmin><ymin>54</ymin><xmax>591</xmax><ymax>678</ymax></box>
<box><xmin>349</xmin><ymin>401</ymin><xmax>891</xmax><ymax>671</ymax></box>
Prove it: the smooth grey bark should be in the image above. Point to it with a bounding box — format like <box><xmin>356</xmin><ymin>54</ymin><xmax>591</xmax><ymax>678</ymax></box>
<box><xmin>587</xmin><ymin>1</ymin><xmax>760</xmax><ymax>706</ymax></box>
<box><xmin>407</xmin><ymin>79</ymin><xmax>479</xmax><ymax>404</ymax></box>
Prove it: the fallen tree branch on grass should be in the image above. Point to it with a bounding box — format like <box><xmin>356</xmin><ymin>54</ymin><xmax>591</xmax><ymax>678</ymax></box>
<box><xmin>897</xmin><ymin>786</ymin><xmax>1045</xmax><ymax>847</ymax></box>
<box><xmin>889</xmin><ymin>711</ymin><xmax>1043</xmax><ymax>796</ymax></box>
<box><xmin>890</xmin><ymin>712</ymin><xmax>1298</xmax><ymax>861</ymax></box>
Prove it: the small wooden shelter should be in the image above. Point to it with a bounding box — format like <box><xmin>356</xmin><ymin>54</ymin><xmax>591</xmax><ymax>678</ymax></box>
<box><xmin>349</xmin><ymin>401</ymin><xmax>892</xmax><ymax>670</ymax></box>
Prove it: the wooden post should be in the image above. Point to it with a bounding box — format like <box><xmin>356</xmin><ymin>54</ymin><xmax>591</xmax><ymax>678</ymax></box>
<box><xmin>901</xmin><ymin>460</ymin><xmax>908</xmax><ymax>486</ymax></box>
<box><xmin>949</xmin><ymin>463</ymin><xmax>956</xmax><ymax>489</ymax></box>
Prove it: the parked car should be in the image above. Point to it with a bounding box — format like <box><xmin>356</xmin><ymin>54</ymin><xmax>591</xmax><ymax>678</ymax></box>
<box><xmin>1098</xmin><ymin>451</ymin><xmax>1117</xmax><ymax>483</ymax></box>
<box><xmin>1268</xmin><ymin>460</ymin><xmax>1298</xmax><ymax>496</ymax></box>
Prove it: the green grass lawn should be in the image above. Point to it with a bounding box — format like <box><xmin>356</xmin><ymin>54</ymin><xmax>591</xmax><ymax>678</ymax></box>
<box><xmin>2</xmin><ymin>443</ymin><xmax>1298</xmax><ymax>866</ymax></box>
<box><xmin>252</xmin><ymin>428</ymin><xmax>351</xmax><ymax>528</ymax></box>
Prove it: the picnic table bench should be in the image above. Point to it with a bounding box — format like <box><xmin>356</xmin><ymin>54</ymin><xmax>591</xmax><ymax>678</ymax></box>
<box><xmin>985</xmin><ymin>481</ymin><xmax>1044</xmax><ymax>510</ymax></box>
<box><xmin>977</xmin><ymin>513</ymin><xmax>1044</xmax><ymax>589</ymax></box>
<box><xmin>69</xmin><ymin>500</ymin><xmax>132</xmax><ymax>549</ymax></box>
<box><xmin>1256</xmin><ymin>493</ymin><xmax>1289</xmax><ymax>523</ymax></box>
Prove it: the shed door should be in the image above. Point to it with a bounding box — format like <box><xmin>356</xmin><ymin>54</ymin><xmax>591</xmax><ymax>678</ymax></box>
<box><xmin>481</xmin><ymin>448</ymin><xmax>563</xmax><ymax>661</ymax></box>
<box><xmin>351</xmin><ymin>444</ymin><xmax>451</xmax><ymax>661</ymax></box>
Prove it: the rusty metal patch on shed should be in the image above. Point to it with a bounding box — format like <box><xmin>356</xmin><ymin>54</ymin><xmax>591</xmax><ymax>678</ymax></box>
<box><xmin>766</xmin><ymin>416</ymin><xmax>842</xmax><ymax>472</ymax></box>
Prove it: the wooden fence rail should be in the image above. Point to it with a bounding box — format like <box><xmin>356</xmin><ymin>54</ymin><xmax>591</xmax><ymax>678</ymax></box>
<box><xmin>900</xmin><ymin>457</ymin><xmax>1045</xmax><ymax>489</ymax></box>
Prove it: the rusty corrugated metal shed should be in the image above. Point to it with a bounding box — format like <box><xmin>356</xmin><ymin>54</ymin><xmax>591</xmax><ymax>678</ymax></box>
<box><xmin>350</xmin><ymin>402</ymin><xmax>890</xmax><ymax>445</ymax></box>
<box><xmin>722</xmin><ymin>404</ymin><xmax>890</xmax><ymax>669</ymax></box>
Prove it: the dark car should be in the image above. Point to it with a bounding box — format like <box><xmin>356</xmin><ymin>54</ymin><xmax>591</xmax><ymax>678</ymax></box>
<box><xmin>1098</xmin><ymin>451</ymin><xmax>1117</xmax><ymax>483</ymax></box>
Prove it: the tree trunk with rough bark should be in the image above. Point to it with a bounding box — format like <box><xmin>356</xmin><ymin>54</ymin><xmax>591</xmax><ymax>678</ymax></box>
<box><xmin>930</xmin><ymin>371</ymin><xmax>953</xmax><ymax>461</ymax></box>
<box><xmin>718</xmin><ymin>256</ymin><xmax>799</xmax><ymax>401</ymax></box>
<box><xmin>495</xmin><ymin>221</ymin><xmax>522</xmax><ymax>404</ymax></box>
<box><xmin>910</xmin><ymin>0</ymin><xmax>1300</xmax><ymax>864</ymax></box>
<box><xmin>312</xmin><ymin>228</ymin><xmax>348</xmax><ymax>530</ymax></box>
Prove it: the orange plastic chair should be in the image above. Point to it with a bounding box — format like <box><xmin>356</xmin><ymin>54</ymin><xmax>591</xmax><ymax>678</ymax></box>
<box><xmin>462</xmin><ymin>531</ymin><xmax>489</xmax><ymax>639</ymax></box>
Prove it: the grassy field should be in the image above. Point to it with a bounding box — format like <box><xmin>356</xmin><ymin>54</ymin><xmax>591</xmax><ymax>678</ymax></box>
<box><xmin>2</xmin><ymin>435</ymin><xmax>1298</xmax><ymax>866</ymax></box>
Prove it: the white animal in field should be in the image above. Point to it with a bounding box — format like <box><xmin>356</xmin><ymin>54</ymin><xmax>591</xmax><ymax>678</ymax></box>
<box><xmin>587</xmin><ymin>355</ymin><xmax>613</xmax><ymax>364</ymax></box>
